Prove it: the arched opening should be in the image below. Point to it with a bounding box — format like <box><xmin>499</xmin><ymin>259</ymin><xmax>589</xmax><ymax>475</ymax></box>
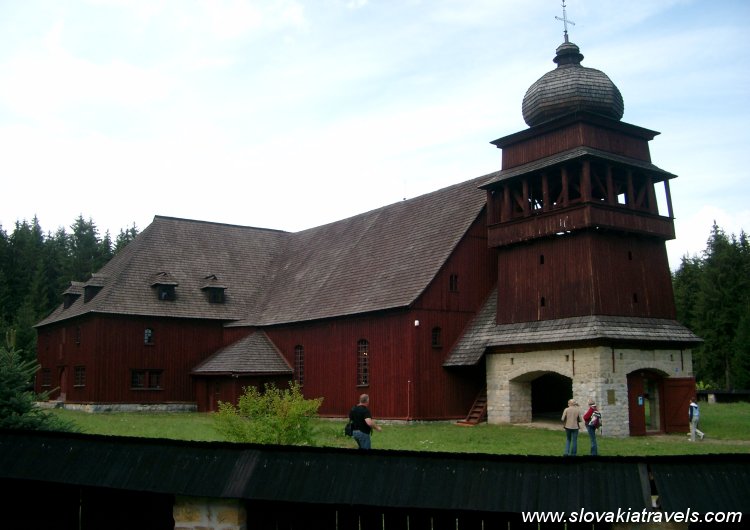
<box><xmin>532</xmin><ymin>372</ymin><xmax>572</xmax><ymax>420</ymax></box>
<box><xmin>507</xmin><ymin>370</ymin><xmax>572</xmax><ymax>424</ymax></box>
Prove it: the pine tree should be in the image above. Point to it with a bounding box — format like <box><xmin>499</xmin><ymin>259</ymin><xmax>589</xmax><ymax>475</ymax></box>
<box><xmin>0</xmin><ymin>330</ymin><xmax>72</xmax><ymax>431</ymax></box>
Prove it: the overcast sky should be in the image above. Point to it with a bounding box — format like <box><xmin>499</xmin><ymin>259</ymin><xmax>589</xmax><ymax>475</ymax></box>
<box><xmin>1</xmin><ymin>0</ymin><xmax>748</xmax><ymax>269</ymax></box>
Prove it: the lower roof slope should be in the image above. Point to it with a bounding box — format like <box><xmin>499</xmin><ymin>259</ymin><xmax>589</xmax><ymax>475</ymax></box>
<box><xmin>445</xmin><ymin>289</ymin><xmax>702</xmax><ymax>367</ymax></box>
<box><xmin>191</xmin><ymin>331</ymin><xmax>292</xmax><ymax>376</ymax></box>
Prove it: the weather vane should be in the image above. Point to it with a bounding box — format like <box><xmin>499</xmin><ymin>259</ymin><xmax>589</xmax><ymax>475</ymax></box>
<box><xmin>555</xmin><ymin>1</ymin><xmax>575</xmax><ymax>43</ymax></box>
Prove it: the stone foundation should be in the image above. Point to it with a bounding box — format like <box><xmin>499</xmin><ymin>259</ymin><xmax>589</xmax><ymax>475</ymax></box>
<box><xmin>174</xmin><ymin>496</ymin><xmax>247</xmax><ymax>530</ymax></box>
<box><xmin>36</xmin><ymin>401</ymin><xmax>197</xmax><ymax>413</ymax></box>
<box><xmin>487</xmin><ymin>345</ymin><xmax>693</xmax><ymax>437</ymax></box>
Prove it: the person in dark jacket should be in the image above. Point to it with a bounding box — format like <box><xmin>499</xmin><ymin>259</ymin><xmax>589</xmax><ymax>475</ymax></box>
<box><xmin>349</xmin><ymin>394</ymin><xmax>382</xmax><ymax>450</ymax></box>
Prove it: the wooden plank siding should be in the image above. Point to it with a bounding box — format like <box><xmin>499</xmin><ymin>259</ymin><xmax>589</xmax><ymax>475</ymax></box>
<box><xmin>37</xmin><ymin>314</ymin><xmax>226</xmax><ymax>404</ymax></box>
<box><xmin>487</xmin><ymin>202</ymin><xmax>676</xmax><ymax>247</ymax></box>
<box><xmin>499</xmin><ymin>119</ymin><xmax>655</xmax><ymax>170</ymax></box>
<box><xmin>410</xmin><ymin>216</ymin><xmax>497</xmax><ymax>419</ymax></box>
<box><xmin>265</xmin><ymin>216</ymin><xmax>497</xmax><ymax>420</ymax></box>
<box><xmin>496</xmin><ymin>231</ymin><xmax>676</xmax><ymax>324</ymax></box>
<box><xmin>194</xmin><ymin>374</ymin><xmax>290</xmax><ymax>413</ymax></box>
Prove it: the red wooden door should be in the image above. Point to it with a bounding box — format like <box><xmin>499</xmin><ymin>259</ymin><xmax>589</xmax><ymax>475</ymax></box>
<box><xmin>663</xmin><ymin>377</ymin><xmax>695</xmax><ymax>433</ymax></box>
<box><xmin>627</xmin><ymin>372</ymin><xmax>646</xmax><ymax>436</ymax></box>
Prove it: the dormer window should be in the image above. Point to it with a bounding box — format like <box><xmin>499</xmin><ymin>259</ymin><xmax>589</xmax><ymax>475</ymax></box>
<box><xmin>63</xmin><ymin>292</ymin><xmax>80</xmax><ymax>309</ymax></box>
<box><xmin>83</xmin><ymin>285</ymin><xmax>102</xmax><ymax>303</ymax></box>
<box><xmin>151</xmin><ymin>272</ymin><xmax>178</xmax><ymax>302</ymax></box>
<box><xmin>157</xmin><ymin>285</ymin><xmax>176</xmax><ymax>301</ymax></box>
<box><xmin>206</xmin><ymin>288</ymin><xmax>225</xmax><ymax>303</ymax></box>
<box><xmin>83</xmin><ymin>274</ymin><xmax>106</xmax><ymax>303</ymax></box>
<box><xmin>201</xmin><ymin>274</ymin><xmax>227</xmax><ymax>304</ymax></box>
<box><xmin>62</xmin><ymin>282</ymin><xmax>84</xmax><ymax>309</ymax></box>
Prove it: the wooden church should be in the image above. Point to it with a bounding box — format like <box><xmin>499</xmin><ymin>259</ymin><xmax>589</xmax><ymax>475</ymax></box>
<box><xmin>35</xmin><ymin>32</ymin><xmax>700</xmax><ymax>436</ymax></box>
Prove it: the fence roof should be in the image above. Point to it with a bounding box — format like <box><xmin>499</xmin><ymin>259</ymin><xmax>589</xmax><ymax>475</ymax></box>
<box><xmin>1</xmin><ymin>429</ymin><xmax>748</xmax><ymax>514</ymax></box>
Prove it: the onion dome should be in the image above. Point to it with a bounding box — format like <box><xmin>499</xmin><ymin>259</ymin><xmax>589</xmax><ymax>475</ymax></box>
<box><xmin>522</xmin><ymin>41</ymin><xmax>624</xmax><ymax>127</ymax></box>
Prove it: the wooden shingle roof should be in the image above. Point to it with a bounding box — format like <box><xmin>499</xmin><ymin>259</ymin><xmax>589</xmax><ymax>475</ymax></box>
<box><xmin>37</xmin><ymin>174</ymin><xmax>491</xmax><ymax>328</ymax></box>
<box><xmin>444</xmin><ymin>289</ymin><xmax>702</xmax><ymax>367</ymax></box>
<box><xmin>191</xmin><ymin>331</ymin><xmax>292</xmax><ymax>376</ymax></box>
<box><xmin>248</xmin><ymin>175</ymin><xmax>491</xmax><ymax>326</ymax></box>
<box><xmin>479</xmin><ymin>146</ymin><xmax>676</xmax><ymax>188</ymax></box>
<box><xmin>37</xmin><ymin>218</ymin><xmax>289</xmax><ymax>325</ymax></box>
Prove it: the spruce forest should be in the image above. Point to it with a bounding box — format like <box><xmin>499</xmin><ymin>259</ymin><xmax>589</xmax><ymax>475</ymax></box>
<box><xmin>0</xmin><ymin>216</ymin><xmax>138</xmax><ymax>362</ymax></box>
<box><xmin>1</xmin><ymin>216</ymin><xmax>748</xmax><ymax>391</ymax></box>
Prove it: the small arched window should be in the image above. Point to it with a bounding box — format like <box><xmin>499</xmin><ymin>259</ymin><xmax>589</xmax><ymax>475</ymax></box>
<box><xmin>357</xmin><ymin>339</ymin><xmax>369</xmax><ymax>386</ymax></box>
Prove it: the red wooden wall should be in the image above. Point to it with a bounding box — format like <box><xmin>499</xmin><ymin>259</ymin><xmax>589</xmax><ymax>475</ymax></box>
<box><xmin>37</xmin><ymin>314</ymin><xmax>226</xmax><ymax>404</ymax></box>
<box><xmin>266</xmin><ymin>215</ymin><xmax>497</xmax><ymax>420</ymax></box>
<box><xmin>496</xmin><ymin>230</ymin><xmax>676</xmax><ymax>324</ymax></box>
<box><xmin>499</xmin><ymin>120</ymin><xmax>654</xmax><ymax>170</ymax></box>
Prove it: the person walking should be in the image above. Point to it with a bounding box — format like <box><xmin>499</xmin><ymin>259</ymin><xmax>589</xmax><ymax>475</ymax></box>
<box><xmin>561</xmin><ymin>398</ymin><xmax>582</xmax><ymax>456</ymax></box>
<box><xmin>688</xmin><ymin>396</ymin><xmax>705</xmax><ymax>441</ymax></box>
<box><xmin>582</xmin><ymin>399</ymin><xmax>601</xmax><ymax>455</ymax></box>
<box><xmin>349</xmin><ymin>394</ymin><xmax>382</xmax><ymax>450</ymax></box>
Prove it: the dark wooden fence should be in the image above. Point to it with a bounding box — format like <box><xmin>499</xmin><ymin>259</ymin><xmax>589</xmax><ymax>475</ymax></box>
<box><xmin>1</xmin><ymin>430</ymin><xmax>747</xmax><ymax>530</ymax></box>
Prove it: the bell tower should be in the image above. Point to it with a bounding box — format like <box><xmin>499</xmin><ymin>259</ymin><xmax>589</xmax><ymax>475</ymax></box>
<box><xmin>446</xmin><ymin>7</ymin><xmax>701</xmax><ymax>436</ymax></box>
<box><xmin>482</xmin><ymin>40</ymin><xmax>678</xmax><ymax>325</ymax></box>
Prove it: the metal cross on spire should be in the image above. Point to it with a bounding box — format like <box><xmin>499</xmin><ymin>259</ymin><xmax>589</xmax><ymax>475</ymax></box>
<box><xmin>555</xmin><ymin>1</ymin><xmax>575</xmax><ymax>43</ymax></box>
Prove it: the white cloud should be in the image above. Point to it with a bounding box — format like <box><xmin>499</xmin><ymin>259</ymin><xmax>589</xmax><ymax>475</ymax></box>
<box><xmin>0</xmin><ymin>0</ymin><xmax>747</xmax><ymax>261</ymax></box>
<box><xmin>0</xmin><ymin>21</ymin><xmax>173</xmax><ymax>122</ymax></box>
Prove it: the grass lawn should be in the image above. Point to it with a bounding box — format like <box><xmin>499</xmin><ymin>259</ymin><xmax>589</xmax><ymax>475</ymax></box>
<box><xmin>49</xmin><ymin>401</ymin><xmax>750</xmax><ymax>457</ymax></box>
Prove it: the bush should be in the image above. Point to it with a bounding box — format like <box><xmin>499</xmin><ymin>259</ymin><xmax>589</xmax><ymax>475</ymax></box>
<box><xmin>214</xmin><ymin>382</ymin><xmax>323</xmax><ymax>445</ymax></box>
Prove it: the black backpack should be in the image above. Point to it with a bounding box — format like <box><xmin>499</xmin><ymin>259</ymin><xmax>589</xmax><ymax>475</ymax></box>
<box><xmin>345</xmin><ymin>406</ymin><xmax>356</xmax><ymax>436</ymax></box>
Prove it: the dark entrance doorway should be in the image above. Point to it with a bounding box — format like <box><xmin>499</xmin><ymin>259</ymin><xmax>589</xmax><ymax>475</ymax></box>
<box><xmin>531</xmin><ymin>372</ymin><xmax>572</xmax><ymax>421</ymax></box>
<box><xmin>627</xmin><ymin>370</ymin><xmax>665</xmax><ymax>435</ymax></box>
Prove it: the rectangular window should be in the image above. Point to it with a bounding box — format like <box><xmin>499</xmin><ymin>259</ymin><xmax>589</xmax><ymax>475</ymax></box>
<box><xmin>131</xmin><ymin>369</ymin><xmax>163</xmax><ymax>390</ymax></box>
<box><xmin>294</xmin><ymin>345</ymin><xmax>305</xmax><ymax>386</ymax></box>
<box><xmin>449</xmin><ymin>274</ymin><xmax>459</xmax><ymax>292</ymax></box>
<box><xmin>41</xmin><ymin>368</ymin><xmax>52</xmax><ymax>388</ymax></box>
<box><xmin>157</xmin><ymin>285</ymin><xmax>176</xmax><ymax>301</ymax></box>
<box><xmin>74</xmin><ymin>366</ymin><xmax>86</xmax><ymax>387</ymax></box>
<box><xmin>431</xmin><ymin>327</ymin><xmax>442</xmax><ymax>348</ymax></box>
<box><xmin>207</xmin><ymin>289</ymin><xmax>225</xmax><ymax>303</ymax></box>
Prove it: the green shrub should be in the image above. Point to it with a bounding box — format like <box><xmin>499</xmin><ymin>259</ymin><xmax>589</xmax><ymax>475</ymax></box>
<box><xmin>0</xmin><ymin>331</ymin><xmax>73</xmax><ymax>432</ymax></box>
<box><xmin>214</xmin><ymin>382</ymin><xmax>323</xmax><ymax>445</ymax></box>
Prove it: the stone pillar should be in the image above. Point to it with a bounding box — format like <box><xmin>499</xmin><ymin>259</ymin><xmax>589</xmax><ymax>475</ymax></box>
<box><xmin>486</xmin><ymin>353</ymin><xmax>509</xmax><ymax>423</ymax></box>
<box><xmin>174</xmin><ymin>496</ymin><xmax>247</xmax><ymax>530</ymax></box>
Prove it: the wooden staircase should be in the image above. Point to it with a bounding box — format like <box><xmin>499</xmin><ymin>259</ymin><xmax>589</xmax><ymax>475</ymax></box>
<box><xmin>456</xmin><ymin>389</ymin><xmax>487</xmax><ymax>426</ymax></box>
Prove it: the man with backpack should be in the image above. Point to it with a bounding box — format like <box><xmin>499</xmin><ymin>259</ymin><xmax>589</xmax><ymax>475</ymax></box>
<box><xmin>349</xmin><ymin>394</ymin><xmax>382</xmax><ymax>450</ymax></box>
<box><xmin>582</xmin><ymin>399</ymin><xmax>602</xmax><ymax>455</ymax></box>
